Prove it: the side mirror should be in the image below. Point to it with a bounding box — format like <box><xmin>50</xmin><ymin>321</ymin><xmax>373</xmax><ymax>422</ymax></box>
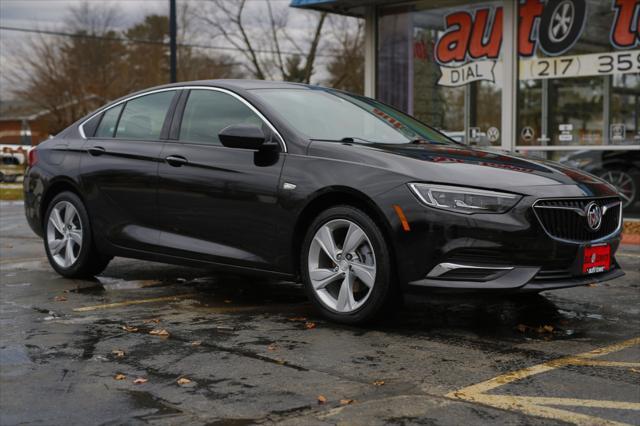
<box><xmin>219</xmin><ymin>124</ymin><xmax>266</xmax><ymax>150</ymax></box>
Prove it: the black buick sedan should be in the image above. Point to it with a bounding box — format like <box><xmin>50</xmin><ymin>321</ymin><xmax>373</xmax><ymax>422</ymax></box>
<box><xmin>24</xmin><ymin>80</ymin><xmax>624</xmax><ymax>324</ymax></box>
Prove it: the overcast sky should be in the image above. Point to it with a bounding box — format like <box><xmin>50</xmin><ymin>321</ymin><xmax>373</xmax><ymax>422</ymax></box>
<box><xmin>0</xmin><ymin>0</ymin><xmax>336</xmax><ymax>102</ymax></box>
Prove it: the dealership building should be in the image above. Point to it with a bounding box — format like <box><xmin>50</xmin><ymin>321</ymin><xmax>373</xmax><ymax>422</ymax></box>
<box><xmin>292</xmin><ymin>0</ymin><xmax>640</xmax><ymax>211</ymax></box>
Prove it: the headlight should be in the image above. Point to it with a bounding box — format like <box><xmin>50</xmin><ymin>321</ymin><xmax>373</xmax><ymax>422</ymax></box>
<box><xmin>408</xmin><ymin>183</ymin><xmax>521</xmax><ymax>214</ymax></box>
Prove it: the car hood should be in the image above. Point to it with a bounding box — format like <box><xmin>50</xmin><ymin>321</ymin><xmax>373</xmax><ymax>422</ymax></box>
<box><xmin>308</xmin><ymin>142</ymin><xmax>618</xmax><ymax>197</ymax></box>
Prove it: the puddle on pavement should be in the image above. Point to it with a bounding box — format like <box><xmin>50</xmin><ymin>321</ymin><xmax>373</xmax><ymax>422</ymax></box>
<box><xmin>56</xmin><ymin>265</ymin><xmax>619</xmax><ymax>342</ymax></box>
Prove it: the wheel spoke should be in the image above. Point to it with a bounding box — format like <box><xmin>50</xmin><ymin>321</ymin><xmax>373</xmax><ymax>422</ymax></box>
<box><xmin>310</xmin><ymin>268</ymin><xmax>342</xmax><ymax>290</ymax></box>
<box><xmin>69</xmin><ymin>230</ymin><xmax>82</xmax><ymax>246</ymax></box>
<box><xmin>49</xmin><ymin>209</ymin><xmax>65</xmax><ymax>233</ymax></box>
<box><xmin>314</xmin><ymin>226</ymin><xmax>338</xmax><ymax>261</ymax></box>
<box><xmin>49</xmin><ymin>238</ymin><xmax>65</xmax><ymax>256</ymax></box>
<box><xmin>350</xmin><ymin>262</ymin><xmax>376</xmax><ymax>288</ymax></box>
<box><xmin>64</xmin><ymin>238</ymin><xmax>75</xmax><ymax>267</ymax></box>
<box><xmin>619</xmin><ymin>192</ymin><xmax>632</xmax><ymax>202</ymax></box>
<box><xmin>63</xmin><ymin>203</ymin><xmax>76</xmax><ymax>226</ymax></box>
<box><xmin>336</xmin><ymin>274</ymin><xmax>355</xmax><ymax>312</ymax></box>
<box><xmin>342</xmin><ymin>223</ymin><xmax>365</xmax><ymax>254</ymax></box>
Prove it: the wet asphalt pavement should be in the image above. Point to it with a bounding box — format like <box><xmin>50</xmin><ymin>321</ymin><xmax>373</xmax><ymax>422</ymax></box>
<box><xmin>1</xmin><ymin>201</ymin><xmax>639</xmax><ymax>425</ymax></box>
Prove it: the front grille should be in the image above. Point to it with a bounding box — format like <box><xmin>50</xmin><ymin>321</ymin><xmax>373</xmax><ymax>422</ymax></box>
<box><xmin>533</xmin><ymin>197</ymin><xmax>621</xmax><ymax>243</ymax></box>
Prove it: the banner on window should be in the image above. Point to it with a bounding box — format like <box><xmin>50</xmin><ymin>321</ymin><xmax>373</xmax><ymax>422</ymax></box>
<box><xmin>437</xmin><ymin>61</ymin><xmax>496</xmax><ymax>87</ymax></box>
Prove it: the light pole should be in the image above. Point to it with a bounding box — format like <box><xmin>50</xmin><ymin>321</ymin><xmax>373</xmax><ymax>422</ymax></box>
<box><xmin>169</xmin><ymin>0</ymin><xmax>177</xmax><ymax>83</ymax></box>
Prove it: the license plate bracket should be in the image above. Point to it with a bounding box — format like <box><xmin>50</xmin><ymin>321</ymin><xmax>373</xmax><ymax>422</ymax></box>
<box><xmin>581</xmin><ymin>244</ymin><xmax>611</xmax><ymax>275</ymax></box>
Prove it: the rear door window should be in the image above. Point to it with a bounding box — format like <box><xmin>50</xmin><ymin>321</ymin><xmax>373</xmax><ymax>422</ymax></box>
<box><xmin>94</xmin><ymin>104</ymin><xmax>123</xmax><ymax>138</ymax></box>
<box><xmin>115</xmin><ymin>91</ymin><xmax>176</xmax><ymax>140</ymax></box>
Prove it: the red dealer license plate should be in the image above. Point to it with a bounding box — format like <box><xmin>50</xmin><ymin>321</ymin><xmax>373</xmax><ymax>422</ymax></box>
<box><xmin>582</xmin><ymin>244</ymin><xmax>611</xmax><ymax>275</ymax></box>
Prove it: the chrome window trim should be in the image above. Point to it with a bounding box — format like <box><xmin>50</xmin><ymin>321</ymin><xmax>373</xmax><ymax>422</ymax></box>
<box><xmin>532</xmin><ymin>197</ymin><xmax>623</xmax><ymax>244</ymax></box>
<box><xmin>78</xmin><ymin>86</ymin><xmax>287</xmax><ymax>152</ymax></box>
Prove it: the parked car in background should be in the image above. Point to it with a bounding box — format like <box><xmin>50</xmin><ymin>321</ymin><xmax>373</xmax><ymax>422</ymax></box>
<box><xmin>0</xmin><ymin>154</ymin><xmax>25</xmax><ymax>183</ymax></box>
<box><xmin>560</xmin><ymin>150</ymin><xmax>640</xmax><ymax>211</ymax></box>
<box><xmin>23</xmin><ymin>80</ymin><xmax>624</xmax><ymax>324</ymax></box>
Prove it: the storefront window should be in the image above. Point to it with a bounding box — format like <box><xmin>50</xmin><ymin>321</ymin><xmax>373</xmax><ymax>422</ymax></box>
<box><xmin>378</xmin><ymin>1</ymin><xmax>504</xmax><ymax>146</ymax></box>
<box><xmin>517</xmin><ymin>0</ymin><xmax>640</xmax><ymax>148</ymax></box>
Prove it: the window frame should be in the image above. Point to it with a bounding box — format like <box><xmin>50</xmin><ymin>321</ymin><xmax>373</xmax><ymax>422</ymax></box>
<box><xmin>79</xmin><ymin>86</ymin><xmax>286</xmax><ymax>152</ymax></box>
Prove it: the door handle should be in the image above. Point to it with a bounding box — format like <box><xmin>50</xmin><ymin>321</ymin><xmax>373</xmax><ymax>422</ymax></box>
<box><xmin>165</xmin><ymin>155</ymin><xmax>188</xmax><ymax>167</ymax></box>
<box><xmin>88</xmin><ymin>146</ymin><xmax>106</xmax><ymax>156</ymax></box>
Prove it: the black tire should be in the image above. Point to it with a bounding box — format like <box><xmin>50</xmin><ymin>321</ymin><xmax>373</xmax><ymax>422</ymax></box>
<box><xmin>43</xmin><ymin>191</ymin><xmax>112</xmax><ymax>278</ymax></box>
<box><xmin>300</xmin><ymin>205</ymin><xmax>396</xmax><ymax>325</ymax></box>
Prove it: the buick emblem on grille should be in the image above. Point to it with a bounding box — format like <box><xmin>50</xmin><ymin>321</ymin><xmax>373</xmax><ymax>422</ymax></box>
<box><xmin>585</xmin><ymin>201</ymin><xmax>602</xmax><ymax>231</ymax></box>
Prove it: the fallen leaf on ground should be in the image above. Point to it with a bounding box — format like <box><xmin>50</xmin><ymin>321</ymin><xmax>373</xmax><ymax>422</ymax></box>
<box><xmin>541</xmin><ymin>325</ymin><xmax>554</xmax><ymax>333</ymax></box>
<box><xmin>317</xmin><ymin>395</ymin><xmax>327</xmax><ymax>404</ymax></box>
<box><xmin>111</xmin><ymin>350</ymin><xmax>125</xmax><ymax>358</ymax></box>
<box><xmin>287</xmin><ymin>317</ymin><xmax>307</xmax><ymax>322</ymax></box>
<box><xmin>149</xmin><ymin>328</ymin><xmax>170</xmax><ymax>337</ymax></box>
<box><xmin>122</xmin><ymin>325</ymin><xmax>139</xmax><ymax>333</ymax></box>
<box><xmin>143</xmin><ymin>318</ymin><xmax>160</xmax><ymax>324</ymax></box>
<box><xmin>190</xmin><ymin>340</ymin><xmax>202</xmax><ymax>346</ymax></box>
<box><xmin>267</xmin><ymin>344</ymin><xmax>277</xmax><ymax>351</ymax></box>
<box><xmin>516</xmin><ymin>324</ymin><xmax>527</xmax><ymax>333</ymax></box>
<box><xmin>631</xmin><ymin>368</ymin><xmax>640</xmax><ymax>373</ymax></box>
<box><xmin>304</xmin><ymin>322</ymin><xmax>316</xmax><ymax>330</ymax></box>
<box><xmin>373</xmin><ymin>380</ymin><xmax>385</xmax><ymax>386</ymax></box>
<box><xmin>340</xmin><ymin>399</ymin><xmax>354</xmax><ymax>405</ymax></box>
<box><xmin>114</xmin><ymin>374</ymin><xmax>126</xmax><ymax>381</ymax></box>
<box><xmin>133</xmin><ymin>377</ymin><xmax>148</xmax><ymax>385</ymax></box>
<box><xmin>53</xmin><ymin>296</ymin><xmax>67</xmax><ymax>302</ymax></box>
<box><xmin>177</xmin><ymin>377</ymin><xmax>192</xmax><ymax>385</ymax></box>
<box><xmin>275</xmin><ymin>359</ymin><xmax>286</xmax><ymax>365</ymax></box>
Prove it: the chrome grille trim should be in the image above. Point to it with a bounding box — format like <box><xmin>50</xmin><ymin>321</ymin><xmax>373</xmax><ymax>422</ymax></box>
<box><xmin>532</xmin><ymin>197</ymin><xmax>622</xmax><ymax>244</ymax></box>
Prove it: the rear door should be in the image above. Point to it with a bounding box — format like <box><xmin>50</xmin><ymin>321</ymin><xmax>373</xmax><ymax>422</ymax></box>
<box><xmin>80</xmin><ymin>89</ymin><xmax>179</xmax><ymax>251</ymax></box>
<box><xmin>156</xmin><ymin>88</ymin><xmax>286</xmax><ymax>271</ymax></box>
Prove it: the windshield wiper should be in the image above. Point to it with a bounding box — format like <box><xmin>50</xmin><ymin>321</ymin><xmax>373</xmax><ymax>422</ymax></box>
<box><xmin>340</xmin><ymin>137</ymin><xmax>373</xmax><ymax>143</ymax></box>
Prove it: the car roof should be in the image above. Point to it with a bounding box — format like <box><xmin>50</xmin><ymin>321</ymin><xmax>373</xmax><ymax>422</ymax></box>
<box><xmin>150</xmin><ymin>79</ymin><xmax>316</xmax><ymax>91</ymax></box>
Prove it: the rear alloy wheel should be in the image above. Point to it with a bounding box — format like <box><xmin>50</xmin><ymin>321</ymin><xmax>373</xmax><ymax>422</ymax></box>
<box><xmin>47</xmin><ymin>201</ymin><xmax>83</xmax><ymax>268</ymax></box>
<box><xmin>301</xmin><ymin>206</ymin><xmax>395</xmax><ymax>324</ymax></box>
<box><xmin>599</xmin><ymin>169</ymin><xmax>636</xmax><ymax>209</ymax></box>
<box><xmin>44</xmin><ymin>192</ymin><xmax>111</xmax><ymax>278</ymax></box>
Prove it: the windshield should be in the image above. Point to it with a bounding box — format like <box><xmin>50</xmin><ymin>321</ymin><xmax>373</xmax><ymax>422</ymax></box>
<box><xmin>251</xmin><ymin>88</ymin><xmax>457</xmax><ymax>145</ymax></box>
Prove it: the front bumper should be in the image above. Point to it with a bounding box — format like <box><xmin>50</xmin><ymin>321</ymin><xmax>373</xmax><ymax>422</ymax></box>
<box><xmin>375</xmin><ymin>185</ymin><xmax>624</xmax><ymax>292</ymax></box>
<box><xmin>407</xmin><ymin>263</ymin><xmax>624</xmax><ymax>292</ymax></box>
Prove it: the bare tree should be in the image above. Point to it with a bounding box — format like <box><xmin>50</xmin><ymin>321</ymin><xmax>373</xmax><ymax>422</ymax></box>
<box><xmin>7</xmin><ymin>1</ymin><xmax>245</xmax><ymax>135</ymax></box>
<box><xmin>8</xmin><ymin>2</ymin><xmax>126</xmax><ymax>132</ymax></box>
<box><xmin>199</xmin><ymin>0</ymin><xmax>327</xmax><ymax>82</ymax></box>
<box><xmin>324</xmin><ymin>16</ymin><xmax>364</xmax><ymax>94</ymax></box>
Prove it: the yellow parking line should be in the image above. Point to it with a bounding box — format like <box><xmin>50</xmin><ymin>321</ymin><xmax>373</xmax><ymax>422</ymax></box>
<box><xmin>73</xmin><ymin>294</ymin><xmax>195</xmax><ymax>312</ymax></box>
<box><xmin>448</xmin><ymin>337</ymin><xmax>640</xmax><ymax>396</ymax></box>
<box><xmin>467</xmin><ymin>394</ymin><xmax>632</xmax><ymax>426</ymax></box>
<box><xmin>498</xmin><ymin>396</ymin><xmax>640</xmax><ymax>410</ymax></box>
<box><xmin>447</xmin><ymin>337</ymin><xmax>640</xmax><ymax>425</ymax></box>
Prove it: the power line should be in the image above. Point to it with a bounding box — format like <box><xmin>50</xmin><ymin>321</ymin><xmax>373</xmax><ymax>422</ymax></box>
<box><xmin>0</xmin><ymin>25</ymin><xmax>332</xmax><ymax>57</ymax></box>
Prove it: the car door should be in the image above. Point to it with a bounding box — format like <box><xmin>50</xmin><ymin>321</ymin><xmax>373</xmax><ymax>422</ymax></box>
<box><xmin>156</xmin><ymin>88</ymin><xmax>286</xmax><ymax>271</ymax></box>
<box><xmin>80</xmin><ymin>89</ymin><xmax>179</xmax><ymax>251</ymax></box>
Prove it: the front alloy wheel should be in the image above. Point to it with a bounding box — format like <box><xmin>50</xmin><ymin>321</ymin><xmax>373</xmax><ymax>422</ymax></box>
<box><xmin>301</xmin><ymin>206</ymin><xmax>396</xmax><ymax>324</ymax></box>
<box><xmin>308</xmin><ymin>219</ymin><xmax>376</xmax><ymax>313</ymax></box>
